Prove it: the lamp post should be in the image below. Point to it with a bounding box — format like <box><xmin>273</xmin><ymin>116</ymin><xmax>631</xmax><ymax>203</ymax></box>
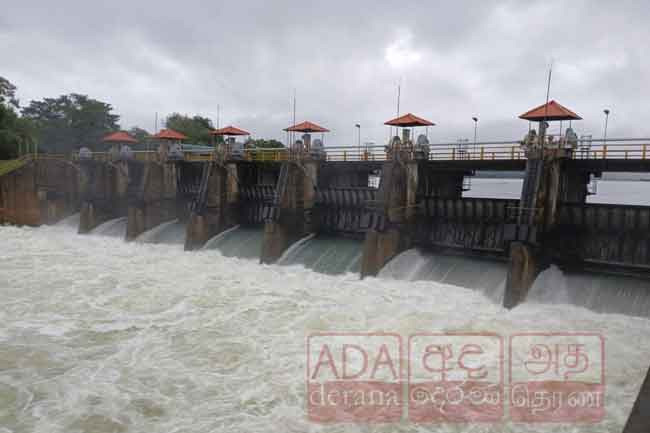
<box><xmin>355</xmin><ymin>123</ymin><xmax>361</xmax><ymax>157</ymax></box>
<box><xmin>603</xmin><ymin>109</ymin><xmax>610</xmax><ymax>145</ymax></box>
<box><xmin>472</xmin><ymin>116</ymin><xmax>478</xmax><ymax>154</ymax></box>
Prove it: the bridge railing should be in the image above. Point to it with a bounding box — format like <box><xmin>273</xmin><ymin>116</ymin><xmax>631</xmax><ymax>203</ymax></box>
<box><xmin>571</xmin><ymin>138</ymin><xmax>650</xmax><ymax>160</ymax></box>
<box><xmin>324</xmin><ymin>145</ymin><xmax>387</xmax><ymax>162</ymax></box>
<box><xmin>428</xmin><ymin>141</ymin><xmax>523</xmax><ymax>161</ymax></box>
<box><xmin>8</xmin><ymin>137</ymin><xmax>650</xmax><ymax>167</ymax></box>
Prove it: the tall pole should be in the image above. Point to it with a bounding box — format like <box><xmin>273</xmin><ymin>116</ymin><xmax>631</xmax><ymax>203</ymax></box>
<box><xmin>540</xmin><ymin>62</ymin><xmax>553</xmax><ymax>154</ymax></box>
<box><xmin>355</xmin><ymin>124</ymin><xmax>361</xmax><ymax>156</ymax></box>
<box><xmin>395</xmin><ymin>79</ymin><xmax>401</xmax><ymax>139</ymax></box>
<box><xmin>292</xmin><ymin>89</ymin><xmax>296</xmax><ymax>149</ymax></box>
<box><xmin>472</xmin><ymin>116</ymin><xmax>478</xmax><ymax>155</ymax></box>
<box><xmin>603</xmin><ymin>109</ymin><xmax>610</xmax><ymax>145</ymax></box>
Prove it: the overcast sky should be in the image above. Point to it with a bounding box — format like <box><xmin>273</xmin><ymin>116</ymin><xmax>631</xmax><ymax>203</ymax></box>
<box><xmin>2</xmin><ymin>1</ymin><xmax>649</xmax><ymax>145</ymax></box>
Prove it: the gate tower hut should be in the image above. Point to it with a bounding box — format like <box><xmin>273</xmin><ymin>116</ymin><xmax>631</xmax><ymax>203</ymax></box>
<box><xmin>384</xmin><ymin>113</ymin><xmax>435</xmax><ymax>159</ymax></box>
<box><xmin>283</xmin><ymin>121</ymin><xmax>329</xmax><ymax>153</ymax></box>
<box><xmin>152</xmin><ymin>128</ymin><xmax>188</xmax><ymax>161</ymax></box>
<box><xmin>519</xmin><ymin>100</ymin><xmax>581</xmax><ymax>150</ymax></box>
<box><xmin>210</xmin><ymin>126</ymin><xmax>251</xmax><ymax>156</ymax></box>
<box><xmin>102</xmin><ymin>131</ymin><xmax>138</xmax><ymax>160</ymax></box>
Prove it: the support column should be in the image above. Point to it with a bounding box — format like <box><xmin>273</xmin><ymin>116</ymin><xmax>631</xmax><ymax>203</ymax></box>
<box><xmin>503</xmin><ymin>242</ymin><xmax>541</xmax><ymax>308</ymax></box>
<box><xmin>260</xmin><ymin>160</ymin><xmax>317</xmax><ymax>264</ymax></box>
<box><xmin>504</xmin><ymin>148</ymin><xmax>577</xmax><ymax>308</ymax></box>
<box><xmin>184</xmin><ymin>162</ymin><xmax>239</xmax><ymax>250</ymax></box>
<box><xmin>360</xmin><ymin>159</ymin><xmax>418</xmax><ymax>277</ymax></box>
<box><xmin>623</xmin><ymin>366</ymin><xmax>650</xmax><ymax>432</ymax></box>
<box><xmin>79</xmin><ymin>160</ymin><xmax>122</xmax><ymax>234</ymax></box>
<box><xmin>126</xmin><ymin>161</ymin><xmax>179</xmax><ymax>240</ymax></box>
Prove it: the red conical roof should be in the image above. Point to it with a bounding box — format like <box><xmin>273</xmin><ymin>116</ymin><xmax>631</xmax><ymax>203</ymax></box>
<box><xmin>284</xmin><ymin>121</ymin><xmax>330</xmax><ymax>133</ymax></box>
<box><xmin>210</xmin><ymin>125</ymin><xmax>251</xmax><ymax>136</ymax></box>
<box><xmin>153</xmin><ymin>128</ymin><xmax>188</xmax><ymax>140</ymax></box>
<box><xmin>103</xmin><ymin>131</ymin><xmax>138</xmax><ymax>143</ymax></box>
<box><xmin>384</xmin><ymin>113</ymin><xmax>435</xmax><ymax>127</ymax></box>
<box><xmin>519</xmin><ymin>100</ymin><xmax>582</xmax><ymax>121</ymax></box>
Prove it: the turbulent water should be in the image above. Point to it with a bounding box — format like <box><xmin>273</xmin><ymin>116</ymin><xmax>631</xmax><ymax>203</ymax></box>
<box><xmin>1</xmin><ymin>223</ymin><xmax>650</xmax><ymax>432</ymax></box>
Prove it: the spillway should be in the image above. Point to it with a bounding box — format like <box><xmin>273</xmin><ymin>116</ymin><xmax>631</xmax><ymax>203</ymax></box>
<box><xmin>89</xmin><ymin>216</ymin><xmax>127</xmax><ymax>237</ymax></box>
<box><xmin>203</xmin><ymin>226</ymin><xmax>264</xmax><ymax>259</ymax></box>
<box><xmin>527</xmin><ymin>265</ymin><xmax>650</xmax><ymax>318</ymax></box>
<box><xmin>278</xmin><ymin>235</ymin><xmax>363</xmax><ymax>275</ymax></box>
<box><xmin>55</xmin><ymin>212</ymin><xmax>80</xmax><ymax>228</ymax></box>
<box><xmin>136</xmin><ymin>219</ymin><xmax>186</xmax><ymax>244</ymax></box>
<box><xmin>379</xmin><ymin>248</ymin><xmax>507</xmax><ymax>303</ymax></box>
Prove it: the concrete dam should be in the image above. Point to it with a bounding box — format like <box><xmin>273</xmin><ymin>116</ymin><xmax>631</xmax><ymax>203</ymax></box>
<box><xmin>2</xmin><ymin>121</ymin><xmax>650</xmax><ymax>430</ymax></box>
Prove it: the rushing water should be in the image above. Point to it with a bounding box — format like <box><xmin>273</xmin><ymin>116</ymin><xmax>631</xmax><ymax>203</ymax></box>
<box><xmin>278</xmin><ymin>235</ymin><xmax>363</xmax><ymax>275</ymax></box>
<box><xmin>1</xmin><ymin>223</ymin><xmax>650</xmax><ymax>432</ymax></box>
<box><xmin>203</xmin><ymin>226</ymin><xmax>264</xmax><ymax>259</ymax></box>
<box><xmin>90</xmin><ymin>217</ymin><xmax>128</xmax><ymax>237</ymax></box>
<box><xmin>528</xmin><ymin>265</ymin><xmax>650</xmax><ymax>318</ymax></box>
<box><xmin>136</xmin><ymin>220</ymin><xmax>186</xmax><ymax>245</ymax></box>
<box><xmin>379</xmin><ymin>249</ymin><xmax>507</xmax><ymax>304</ymax></box>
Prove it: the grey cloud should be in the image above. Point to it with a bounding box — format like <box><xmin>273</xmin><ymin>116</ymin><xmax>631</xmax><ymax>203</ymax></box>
<box><xmin>2</xmin><ymin>0</ymin><xmax>650</xmax><ymax>145</ymax></box>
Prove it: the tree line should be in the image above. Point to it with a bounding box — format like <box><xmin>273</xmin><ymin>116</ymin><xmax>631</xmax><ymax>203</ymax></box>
<box><xmin>0</xmin><ymin>77</ymin><xmax>282</xmax><ymax>159</ymax></box>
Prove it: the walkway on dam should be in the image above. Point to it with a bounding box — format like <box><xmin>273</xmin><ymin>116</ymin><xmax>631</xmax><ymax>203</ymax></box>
<box><xmin>3</xmin><ymin>136</ymin><xmax>650</xmax><ymax>173</ymax></box>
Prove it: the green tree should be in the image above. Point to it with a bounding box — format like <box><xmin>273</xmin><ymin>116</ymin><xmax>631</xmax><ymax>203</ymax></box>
<box><xmin>128</xmin><ymin>126</ymin><xmax>149</xmax><ymax>141</ymax></box>
<box><xmin>22</xmin><ymin>94</ymin><xmax>120</xmax><ymax>153</ymax></box>
<box><xmin>165</xmin><ymin>113</ymin><xmax>213</xmax><ymax>145</ymax></box>
<box><xmin>0</xmin><ymin>77</ymin><xmax>19</xmax><ymax>109</ymax></box>
<box><xmin>245</xmin><ymin>138</ymin><xmax>285</xmax><ymax>148</ymax></box>
<box><xmin>0</xmin><ymin>77</ymin><xmax>36</xmax><ymax>159</ymax></box>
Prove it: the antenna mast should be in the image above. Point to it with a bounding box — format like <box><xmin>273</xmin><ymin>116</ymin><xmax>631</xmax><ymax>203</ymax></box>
<box><xmin>394</xmin><ymin>79</ymin><xmax>401</xmax><ymax>138</ymax></box>
<box><xmin>292</xmin><ymin>89</ymin><xmax>296</xmax><ymax>147</ymax></box>
<box><xmin>540</xmin><ymin>61</ymin><xmax>553</xmax><ymax>156</ymax></box>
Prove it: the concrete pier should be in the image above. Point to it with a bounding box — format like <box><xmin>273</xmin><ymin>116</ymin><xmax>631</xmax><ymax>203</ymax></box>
<box><xmin>260</xmin><ymin>160</ymin><xmax>317</xmax><ymax>263</ymax></box>
<box><xmin>503</xmin><ymin>148</ymin><xmax>591</xmax><ymax>308</ymax></box>
<box><xmin>623</xmin><ymin>366</ymin><xmax>650</xmax><ymax>432</ymax></box>
<box><xmin>126</xmin><ymin>161</ymin><xmax>180</xmax><ymax>241</ymax></box>
<box><xmin>184</xmin><ymin>162</ymin><xmax>239</xmax><ymax>250</ymax></box>
<box><xmin>361</xmin><ymin>158</ymin><xmax>418</xmax><ymax>277</ymax></box>
<box><xmin>78</xmin><ymin>160</ymin><xmax>130</xmax><ymax>233</ymax></box>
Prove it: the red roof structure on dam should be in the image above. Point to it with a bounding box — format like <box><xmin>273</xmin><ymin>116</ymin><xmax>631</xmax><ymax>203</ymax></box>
<box><xmin>152</xmin><ymin>129</ymin><xmax>188</xmax><ymax>140</ymax></box>
<box><xmin>519</xmin><ymin>100</ymin><xmax>582</xmax><ymax>121</ymax></box>
<box><xmin>102</xmin><ymin>131</ymin><xmax>138</xmax><ymax>143</ymax></box>
<box><xmin>284</xmin><ymin>121</ymin><xmax>330</xmax><ymax>133</ymax></box>
<box><xmin>384</xmin><ymin>113</ymin><xmax>435</xmax><ymax>127</ymax></box>
<box><xmin>210</xmin><ymin>126</ymin><xmax>251</xmax><ymax>136</ymax></box>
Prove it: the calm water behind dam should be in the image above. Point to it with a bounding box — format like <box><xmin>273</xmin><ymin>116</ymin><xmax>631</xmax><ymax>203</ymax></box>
<box><xmin>1</xmin><ymin>179</ymin><xmax>650</xmax><ymax>432</ymax></box>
